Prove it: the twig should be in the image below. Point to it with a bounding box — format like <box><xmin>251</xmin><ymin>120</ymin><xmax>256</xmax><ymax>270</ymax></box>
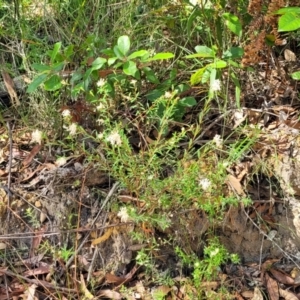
<box><xmin>0</xmin><ymin>268</ymin><xmax>76</xmax><ymax>293</ymax></box>
<box><xmin>65</xmin><ymin>182</ymin><xmax>120</xmax><ymax>269</ymax></box>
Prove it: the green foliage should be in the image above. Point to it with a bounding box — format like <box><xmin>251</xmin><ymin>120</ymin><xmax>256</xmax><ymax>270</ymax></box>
<box><xmin>176</xmin><ymin>237</ymin><xmax>240</xmax><ymax>285</ymax></box>
<box><xmin>276</xmin><ymin>7</ymin><xmax>300</xmax><ymax>32</ymax></box>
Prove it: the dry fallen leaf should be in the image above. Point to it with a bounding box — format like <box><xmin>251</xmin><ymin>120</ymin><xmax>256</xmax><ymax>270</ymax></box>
<box><xmin>279</xmin><ymin>288</ymin><xmax>298</xmax><ymax>300</ymax></box>
<box><xmin>1</xmin><ymin>71</ymin><xmax>20</xmax><ymax>107</ymax></box>
<box><xmin>22</xmin><ymin>144</ymin><xmax>42</xmax><ymax>167</ymax></box>
<box><xmin>270</xmin><ymin>268</ymin><xmax>294</xmax><ymax>285</ymax></box>
<box><xmin>265</xmin><ymin>273</ymin><xmax>279</xmax><ymax>300</ymax></box>
<box><xmin>98</xmin><ymin>289</ymin><xmax>122</xmax><ymax>300</ymax></box>
<box><xmin>226</xmin><ymin>174</ymin><xmax>245</xmax><ymax>195</ymax></box>
<box><xmin>252</xmin><ymin>287</ymin><xmax>263</xmax><ymax>300</ymax></box>
<box><xmin>284</xmin><ymin>49</ymin><xmax>296</xmax><ymax>62</ymax></box>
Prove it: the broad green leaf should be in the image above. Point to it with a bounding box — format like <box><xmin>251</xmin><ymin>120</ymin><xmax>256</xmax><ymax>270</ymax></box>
<box><xmin>207</xmin><ymin>60</ymin><xmax>227</xmax><ymax>69</ymax></box>
<box><xmin>194</xmin><ymin>45</ymin><xmax>216</xmax><ymax>57</ymax></box>
<box><xmin>113</xmin><ymin>45</ymin><xmax>124</xmax><ymax>59</ymax></box>
<box><xmin>190</xmin><ymin>67</ymin><xmax>206</xmax><ymax>85</ymax></box>
<box><xmin>50</xmin><ymin>42</ymin><xmax>62</xmax><ymax>63</ymax></box>
<box><xmin>31</xmin><ymin>63</ymin><xmax>52</xmax><ymax>72</ymax></box>
<box><xmin>91</xmin><ymin>57</ymin><xmax>107</xmax><ymax>70</ymax></box>
<box><xmin>276</xmin><ymin>7</ymin><xmax>300</xmax><ymax>14</ymax></box>
<box><xmin>108</xmin><ymin>57</ymin><xmax>118</xmax><ymax>66</ymax></box>
<box><xmin>222</xmin><ymin>13</ymin><xmax>242</xmax><ymax>37</ymax></box>
<box><xmin>117</xmin><ymin>35</ymin><xmax>130</xmax><ymax>56</ymax></box>
<box><xmin>44</xmin><ymin>74</ymin><xmax>62</xmax><ymax>91</ymax></box>
<box><xmin>146</xmin><ymin>52</ymin><xmax>174</xmax><ymax>61</ymax></box>
<box><xmin>291</xmin><ymin>71</ymin><xmax>300</xmax><ymax>80</ymax></box>
<box><xmin>26</xmin><ymin>73</ymin><xmax>48</xmax><ymax>93</ymax></box>
<box><xmin>222</xmin><ymin>47</ymin><xmax>244</xmax><ymax>59</ymax></box>
<box><xmin>128</xmin><ymin>50</ymin><xmax>149</xmax><ymax>60</ymax></box>
<box><xmin>143</xmin><ymin>67</ymin><xmax>159</xmax><ymax>84</ymax></box>
<box><xmin>278</xmin><ymin>12</ymin><xmax>300</xmax><ymax>32</ymax></box>
<box><xmin>201</xmin><ymin>68</ymin><xmax>211</xmax><ymax>84</ymax></box>
<box><xmin>180</xmin><ymin>97</ymin><xmax>197</xmax><ymax>107</ymax></box>
<box><xmin>123</xmin><ymin>61</ymin><xmax>137</xmax><ymax>76</ymax></box>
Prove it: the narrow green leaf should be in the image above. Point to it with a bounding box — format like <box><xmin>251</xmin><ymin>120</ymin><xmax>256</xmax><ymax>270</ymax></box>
<box><xmin>207</xmin><ymin>60</ymin><xmax>227</xmax><ymax>69</ymax></box>
<box><xmin>143</xmin><ymin>67</ymin><xmax>159</xmax><ymax>84</ymax></box>
<box><xmin>190</xmin><ymin>67</ymin><xmax>206</xmax><ymax>85</ymax></box>
<box><xmin>195</xmin><ymin>45</ymin><xmax>216</xmax><ymax>57</ymax></box>
<box><xmin>50</xmin><ymin>42</ymin><xmax>62</xmax><ymax>63</ymax></box>
<box><xmin>128</xmin><ymin>50</ymin><xmax>149</xmax><ymax>60</ymax></box>
<box><xmin>31</xmin><ymin>63</ymin><xmax>52</xmax><ymax>72</ymax></box>
<box><xmin>26</xmin><ymin>73</ymin><xmax>48</xmax><ymax>93</ymax></box>
<box><xmin>222</xmin><ymin>13</ymin><xmax>242</xmax><ymax>37</ymax></box>
<box><xmin>146</xmin><ymin>52</ymin><xmax>174</xmax><ymax>61</ymax></box>
<box><xmin>64</xmin><ymin>44</ymin><xmax>74</xmax><ymax>59</ymax></box>
<box><xmin>117</xmin><ymin>35</ymin><xmax>131</xmax><ymax>56</ymax></box>
<box><xmin>123</xmin><ymin>61</ymin><xmax>137</xmax><ymax>76</ymax></box>
<box><xmin>52</xmin><ymin>62</ymin><xmax>65</xmax><ymax>72</ymax></box>
<box><xmin>44</xmin><ymin>74</ymin><xmax>63</xmax><ymax>91</ymax></box>
<box><xmin>278</xmin><ymin>12</ymin><xmax>300</xmax><ymax>31</ymax></box>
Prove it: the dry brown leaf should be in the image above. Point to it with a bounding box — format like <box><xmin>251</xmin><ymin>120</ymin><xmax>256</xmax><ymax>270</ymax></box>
<box><xmin>105</xmin><ymin>273</ymin><xmax>127</xmax><ymax>285</ymax></box>
<box><xmin>284</xmin><ymin>49</ymin><xmax>296</xmax><ymax>62</ymax></box>
<box><xmin>98</xmin><ymin>289</ymin><xmax>122</xmax><ymax>299</ymax></box>
<box><xmin>226</xmin><ymin>174</ymin><xmax>245</xmax><ymax>195</ymax></box>
<box><xmin>24</xmin><ymin>284</ymin><xmax>38</xmax><ymax>300</ymax></box>
<box><xmin>279</xmin><ymin>288</ymin><xmax>298</xmax><ymax>300</ymax></box>
<box><xmin>22</xmin><ymin>144</ymin><xmax>42</xmax><ymax>167</ymax></box>
<box><xmin>270</xmin><ymin>268</ymin><xmax>295</xmax><ymax>285</ymax></box>
<box><xmin>30</xmin><ymin>226</ymin><xmax>46</xmax><ymax>257</ymax></box>
<box><xmin>1</xmin><ymin>71</ymin><xmax>20</xmax><ymax>106</ymax></box>
<box><xmin>23</xmin><ymin>262</ymin><xmax>50</xmax><ymax>276</ymax></box>
<box><xmin>252</xmin><ymin>287</ymin><xmax>263</xmax><ymax>300</ymax></box>
<box><xmin>265</xmin><ymin>273</ymin><xmax>279</xmax><ymax>300</ymax></box>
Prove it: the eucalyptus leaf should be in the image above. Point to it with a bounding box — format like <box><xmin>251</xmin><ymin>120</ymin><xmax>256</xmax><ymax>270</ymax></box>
<box><xmin>26</xmin><ymin>73</ymin><xmax>48</xmax><ymax>93</ymax></box>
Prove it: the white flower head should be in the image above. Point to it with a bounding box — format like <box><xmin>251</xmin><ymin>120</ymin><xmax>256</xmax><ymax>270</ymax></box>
<box><xmin>106</xmin><ymin>130</ymin><xmax>122</xmax><ymax>146</ymax></box>
<box><xmin>62</xmin><ymin>109</ymin><xmax>71</xmax><ymax>118</ymax></box>
<box><xmin>31</xmin><ymin>129</ymin><xmax>42</xmax><ymax>144</ymax></box>
<box><xmin>96</xmin><ymin>119</ymin><xmax>105</xmax><ymax>125</ymax></box>
<box><xmin>96</xmin><ymin>103</ymin><xmax>105</xmax><ymax>111</ymax></box>
<box><xmin>96</xmin><ymin>78</ymin><xmax>106</xmax><ymax>87</ymax></box>
<box><xmin>210</xmin><ymin>248</ymin><xmax>220</xmax><ymax>257</ymax></box>
<box><xmin>213</xmin><ymin>134</ymin><xmax>223</xmax><ymax>148</ymax></box>
<box><xmin>211</xmin><ymin>79</ymin><xmax>221</xmax><ymax>92</ymax></box>
<box><xmin>97</xmin><ymin>133</ymin><xmax>104</xmax><ymax>139</ymax></box>
<box><xmin>130</xmin><ymin>79</ymin><xmax>137</xmax><ymax>86</ymax></box>
<box><xmin>117</xmin><ymin>207</ymin><xmax>131</xmax><ymax>222</ymax></box>
<box><xmin>164</xmin><ymin>91</ymin><xmax>172</xmax><ymax>99</ymax></box>
<box><xmin>199</xmin><ymin>177</ymin><xmax>211</xmax><ymax>191</ymax></box>
<box><xmin>65</xmin><ymin>123</ymin><xmax>77</xmax><ymax>136</ymax></box>
<box><xmin>55</xmin><ymin>156</ymin><xmax>67</xmax><ymax>167</ymax></box>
